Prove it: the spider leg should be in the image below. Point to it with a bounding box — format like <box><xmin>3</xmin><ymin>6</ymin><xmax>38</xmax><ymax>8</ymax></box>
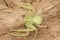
<box><xmin>8</xmin><ymin>31</ymin><xmax>29</xmax><ymax>37</ymax></box>
<box><xmin>32</xmin><ymin>27</ymin><xmax>38</xmax><ymax>40</ymax></box>
<box><xmin>9</xmin><ymin>24</ymin><xmax>37</xmax><ymax>37</ymax></box>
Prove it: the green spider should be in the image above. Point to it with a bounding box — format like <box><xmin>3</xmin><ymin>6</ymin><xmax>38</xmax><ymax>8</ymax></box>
<box><xmin>9</xmin><ymin>3</ymin><xmax>43</xmax><ymax>37</ymax></box>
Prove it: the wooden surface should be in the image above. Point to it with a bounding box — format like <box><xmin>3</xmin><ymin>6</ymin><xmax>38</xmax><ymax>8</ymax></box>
<box><xmin>0</xmin><ymin>0</ymin><xmax>60</xmax><ymax>40</ymax></box>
